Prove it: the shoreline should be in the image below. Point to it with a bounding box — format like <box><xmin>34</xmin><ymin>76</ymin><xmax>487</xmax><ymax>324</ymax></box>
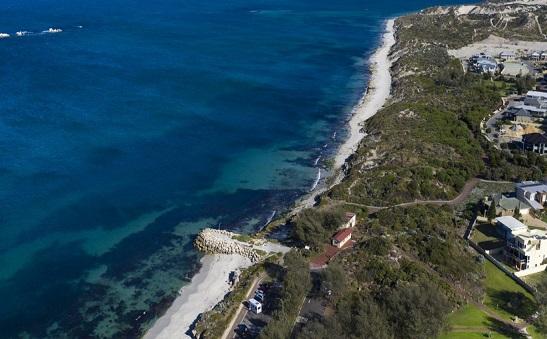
<box><xmin>143</xmin><ymin>254</ymin><xmax>253</xmax><ymax>339</ymax></box>
<box><xmin>334</xmin><ymin>18</ymin><xmax>395</xmax><ymax>169</ymax></box>
<box><xmin>144</xmin><ymin>18</ymin><xmax>397</xmax><ymax>339</ymax></box>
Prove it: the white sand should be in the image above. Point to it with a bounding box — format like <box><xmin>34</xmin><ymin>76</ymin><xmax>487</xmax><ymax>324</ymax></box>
<box><xmin>144</xmin><ymin>254</ymin><xmax>252</xmax><ymax>339</ymax></box>
<box><xmin>334</xmin><ymin>19</ymin><xmax>396</xmax><ymax>169</ymax></box>
<box><xmin>448</xmin><ymin>35</ymin><xmax>547</xmax><ymax>60</ymax></box>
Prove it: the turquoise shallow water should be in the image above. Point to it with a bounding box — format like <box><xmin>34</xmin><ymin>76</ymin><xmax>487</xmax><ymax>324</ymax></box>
<box><xmin>0</xmin><ymin>0</ymin><xmax>470</xmax><ymax>337</ymax></box>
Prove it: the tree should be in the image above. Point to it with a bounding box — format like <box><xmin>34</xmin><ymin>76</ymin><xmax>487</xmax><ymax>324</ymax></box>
<box><xmin>487</xmin><ymin>201</ymin><xmax>497</xmax><ymax>221</ymax></box>
<box><xmin>513</xmin><ymin>206</ymin><xmax>521</xmax><ymax>219</ymax></box>
<box><xmin>320</xmin><ymin>262</ymin><xmax>346</xmax><ymax>296</ymax></box>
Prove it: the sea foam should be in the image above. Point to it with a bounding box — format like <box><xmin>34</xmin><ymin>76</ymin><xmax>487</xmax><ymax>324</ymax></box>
<box><xmin>43</xmin><ymin>28</ymin><xmax>62</xmax><ymax>34</ymax></box>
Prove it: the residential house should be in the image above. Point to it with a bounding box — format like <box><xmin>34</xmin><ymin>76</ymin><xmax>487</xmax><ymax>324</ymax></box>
<box><xmin>505</xmin><ymin>228</ymin><xmax>547</xmax><ymax>271</ymax></box>
<box><xmin>485</xmin><ymin>193</ymin><xmax>531</xmax><ymax>216</ymax></box>
<box><xmin>522</xmin><ymin>133</ymin><xmax>547</xmax><ymax>155</ymax></box>
<box><xmin>496</xmin><ymin>216</ymin><xmax>528</xmax><ymax>240</ymax></box>
<box><xmin>526</xmin><ymin>90</ymin><xmax>547</xmax><ymax>102</ymax></box>
<box><xmin>469</xmin><ymin>53</ymin><xmax>498</xmax><ymax>74</ymax></box>
<box><xmin>332</xmin><ymin>228</ymin><xmax>353</xmax><ymax>248</ymax></box>
<box><xmin>516</xmin><ymin>181</ymin><xmax>547</xmax><ymax>210</ymax></box>
<box><xmin>499</xmin><ymin>51</ymin><xmax>516</xmax><ymax>61</ymax></box>
<box><xmin>512</xmin><ymin>108</ymin><xmax>534</xmax><ymax>123</ymax></box>
<box><xmin>344</xmin><ymin>212</ymin><xmax>357</xmax><ymax>228</ymax></box>
<box><xmin>496</xmin><ymin>216</ymin><xmax>547</xmax><ymax>272</ymax></box>
<box><xmin>530</xmin><ymin>51</ymin><xmax>541</xmax><ymax>61</ymax></box>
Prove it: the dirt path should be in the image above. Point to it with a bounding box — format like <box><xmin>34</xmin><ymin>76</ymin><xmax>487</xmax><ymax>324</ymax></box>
<box><xmin>335</xmin><ymin>178</ymin><xmax>516</xmax><ymax>214</ymax></box>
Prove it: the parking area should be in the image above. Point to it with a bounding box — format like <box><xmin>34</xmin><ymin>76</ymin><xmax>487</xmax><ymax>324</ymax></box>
<box><xmin>232</xmin><ymin>281</ymin><xmax>281</xmax><ymax>338</ymax></box>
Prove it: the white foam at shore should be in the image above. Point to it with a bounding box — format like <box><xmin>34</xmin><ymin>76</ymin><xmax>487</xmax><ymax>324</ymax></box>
<box><xmin>334</xmin><ymin>19</ymin><xmax>396</xmax><ymax>168</ymax></box>
<box><xmin>309</xmin><ymin>168</ymin><xmax>321</xmax><ymax>192</ymax></box>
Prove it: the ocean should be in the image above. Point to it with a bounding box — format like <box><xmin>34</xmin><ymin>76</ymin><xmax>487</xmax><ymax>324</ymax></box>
<box><xmin>0</xmin><ymin>0</ymin><xmax>470</xmax><ymax>337</ymax></box>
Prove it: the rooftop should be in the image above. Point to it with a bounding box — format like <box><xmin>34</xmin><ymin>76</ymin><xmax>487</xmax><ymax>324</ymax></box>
<box><xmin>527</xmin><ymin>91</ymin><xmax>547</xmax><ymax>100</ymax></box>
<box><xmin>522</xmin><ymin>133</ymin><xmax>547</xmax><ymax>145</ymax></box>
<box><xmin>248</xmin><ymin>298</ymin><xmax>261</xmax><ymax>306</ymax></box>
<box><xmin>517</xmin><ymin>181</ymin><xmax>547</xmax><ymax>192</ymax></box>
<box><xmin>333</xmin><ymin>228</ymin><xmax>353</xmax><ymax>242</ymax></box>
<box><xmin>495</xmin><ymin>216</ymin><xmax>528</xmax><ymax>231</ymax></box>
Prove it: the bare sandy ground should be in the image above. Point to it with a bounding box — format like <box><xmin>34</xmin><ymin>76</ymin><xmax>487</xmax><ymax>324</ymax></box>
<box><xmin>143</xmin><ymin>254</ymin><xmax>252</xmax><ymax>339</ymax></box>
<box><xmin>448</xmin><ymin>35</ymin><xmax>547</xmax><ymax>59</ymax></box>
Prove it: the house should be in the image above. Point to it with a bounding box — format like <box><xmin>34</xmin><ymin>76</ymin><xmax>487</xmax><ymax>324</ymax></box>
<box><xmin>495</xmin><ymin>216</ymin><xmax>528</xmax><ymax>240</ymax></box>
<box><xmin>476</xmin><ymin>59</ymin><xmax>498</xmax><ymax>74</ymax></box>
<box><xmin>495</xmin><ymin>216</ymin><xmax>547</xmax><ymax>274</ymax></box>
<box><xmin>530</xmin><ymin>51</ymin><xmax>541</xmax><ymax>61</ymax></box>
<box><xmin>485</xmin><ymin>193</ymin><xmax>531</xmax><ymax>216</ymax></box>
<box><xmin>505</xmin><ymin>228</ymin><xmax>547</xmax><ymax>271</ymax></box>
<box><xmin>512</xmin><ymin>108</ymin><xmax>534</xmax><ymax>123</ymax></box>
<box><xmin>332</xmin><ymin>228</ymin><xmax>352</xmax><ymax>248</ymax></box>
<box><xmin>499</xmin><ymin>51</ymin><xmax>516</xmax><ymax>61</ymax></box>
<box><xmin>522</xmin><ymin>133</ymin><xmax>547</xmax><ymax>155</ymax></box>
<box><xmin>524</xmin><ymin>96</ymin><xmax>547</xmax><ymax>110</ymax></box>
<box><xmin>526</xmin><ymin>90</ymin><xmax>547</xmax><ymax>102</ymax></box>
<box><xmin>469</xmin><ymin>53</ymin><xmax>498</xmax><ymax>74</ymax></box>
<box><xmin>344</xmin><ymin>212</ymin><xmax>357</xmax><ymax>228</ymax></box>
<box><xmin>516</xmin><ymin>181</ymin><xmax>547</xmax><ymax>210</ymax></box>
<box><xmin>248</xmin><ymin>298</ymin><xmax>262</xmax><ymax>314</ymax></box>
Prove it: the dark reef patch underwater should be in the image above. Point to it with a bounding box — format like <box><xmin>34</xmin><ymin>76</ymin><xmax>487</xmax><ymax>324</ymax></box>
<box><xmin>0</xmin><ymin>0</ymin><xmax>470</xmax><ymax>336</ymax></box>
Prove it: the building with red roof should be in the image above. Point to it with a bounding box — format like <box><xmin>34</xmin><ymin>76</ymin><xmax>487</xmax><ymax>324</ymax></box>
<box><xmin>332</xmin><ymin>228</ymin><xmax>353</xmax><ymax>248</ymax></box>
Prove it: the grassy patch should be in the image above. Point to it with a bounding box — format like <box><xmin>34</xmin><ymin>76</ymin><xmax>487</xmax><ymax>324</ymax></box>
<box><xmin>483</xmin><ymin>261</ymin><xmax>536</xmax><ymax>321</ymax></box>
<box><xmin>439</xmin><ymin>332</ymin><xmax>508</xmax><ymax>339</ymax></box>
<box><xmin>522</xmin><ymin>271</ymin><xmax>547</xmax><ymax>289</ymax></box>
<box><xmin>447</xmin><ymin>304</ymin><xmax>490</xmax><ymax>327</ymax></box>
<box><xmin>442</xmin><ymin>303</ymin><xmax>528</xmax><ymax>339</ymax></box>
<box><xmin>473</xmin><ymin>223</ymin><xmax>505</xmax><ymax>250</ymax></box>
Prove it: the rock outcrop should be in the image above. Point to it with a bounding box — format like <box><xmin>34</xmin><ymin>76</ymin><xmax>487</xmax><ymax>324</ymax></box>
<box><xmin>194</xmin><ymin>228</ymin><xmax>261</xmax><ymax>262</ymax></box>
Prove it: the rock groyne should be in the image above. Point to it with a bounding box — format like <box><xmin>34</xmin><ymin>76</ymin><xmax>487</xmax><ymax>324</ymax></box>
<box><xmin>194</xmin><ymin>228</ymin><xmax>260</xmax><ymax>262</ymax></box>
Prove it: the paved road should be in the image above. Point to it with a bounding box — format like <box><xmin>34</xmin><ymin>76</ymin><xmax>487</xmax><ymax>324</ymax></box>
<box><xmin>221</xmin><ymin>274</ymin><xmax>264</xmax><ymax>339</ymax></box>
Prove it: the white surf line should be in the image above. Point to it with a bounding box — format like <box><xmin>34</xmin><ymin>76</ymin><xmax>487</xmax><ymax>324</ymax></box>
<box><xmin>262</xmin><ymin>210</ymin><xmax>277</xmax><ymax>229</ymax></box>
<box><xmin>313</xmin><ymin>155</ymin><xmax>322</xmax><ymax>166</ymax></box>
<box><xmin>334</xmin><ymin>18</ymin><xmax>396</xmax><ymax>169</ymax></box>
<box><xmin>309</xmin><ymin>168</ymin><xmax>321</xmax><ymax>192</ymax></box>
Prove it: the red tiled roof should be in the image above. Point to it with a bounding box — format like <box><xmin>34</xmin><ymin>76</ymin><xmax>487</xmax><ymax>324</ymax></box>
<box><xmin>333</xmin><ymin>228</ymin><xmax>352</xmax><ymax>242</ymax></box>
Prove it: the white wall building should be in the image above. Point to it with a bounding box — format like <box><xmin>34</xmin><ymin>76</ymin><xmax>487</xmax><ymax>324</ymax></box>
<box><xmin>516</xmin><ymin>181</ymin><xmax>547</xmax><ymax>211</ymax></box>
<box><xmin>495</xmin><ymin>216</ymin><xmax>547</xmax><ymax>275</ymax></box>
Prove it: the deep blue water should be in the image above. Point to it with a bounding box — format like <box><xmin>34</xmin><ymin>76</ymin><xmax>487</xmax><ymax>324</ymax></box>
<box><xmin>0</xmin><ymin>0</ymin><xmax>470</xmax><ymax>337</ymax></box>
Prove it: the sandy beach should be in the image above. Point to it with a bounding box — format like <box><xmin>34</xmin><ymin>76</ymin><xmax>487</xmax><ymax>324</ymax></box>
<box><xmin>144</xmin><ymin>18</ymin><xmax>397</xmax><ymax>339</ymax></box>
<box><xmin>143</xmin><ymin>254</ymin><xmax>252</xmax><ymax>339</ymax></box>
<box><xmin>334</xmin><ymin>19</ymin><xmax>396</xmax><ymax>169</ymax></box>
